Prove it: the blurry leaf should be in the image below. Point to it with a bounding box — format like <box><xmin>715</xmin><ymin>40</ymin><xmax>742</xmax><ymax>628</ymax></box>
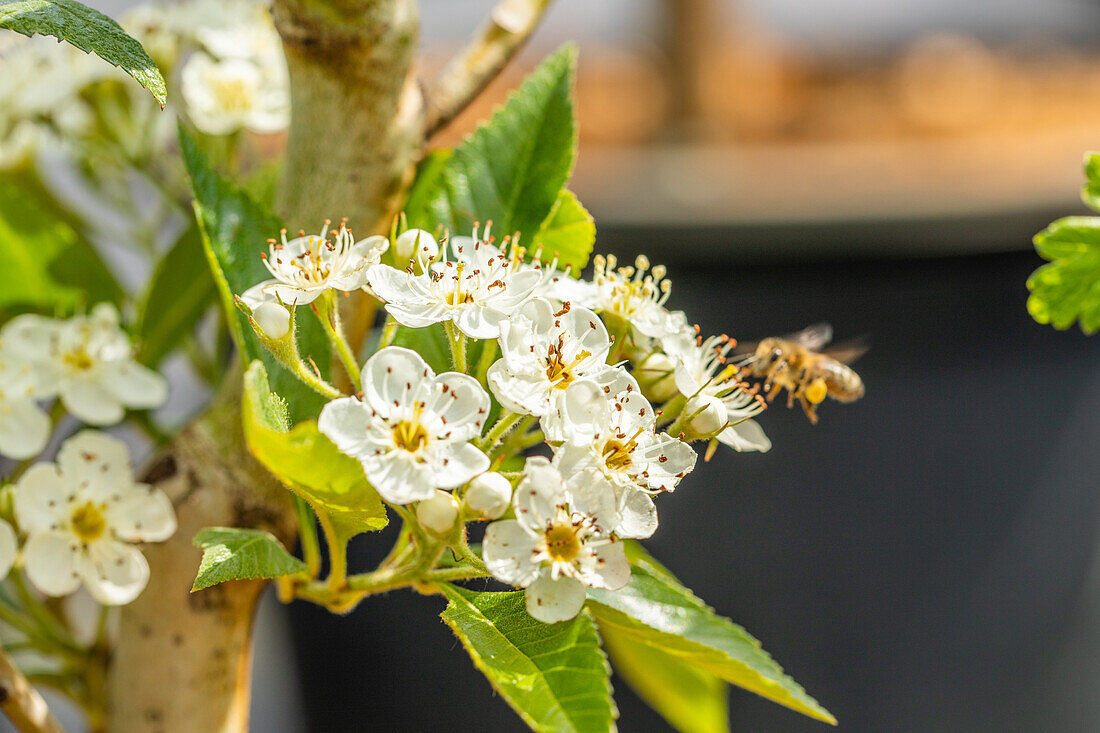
<box><xmin>406</xmin><ymin>46</ymin><xmax>582</xmax><ymax>268</ymax></box>
<box><xmin>599</xmin><ymin>619</ymin><xmax>729</xmax><ymax>733</ymax></box>
<box><xmin>1081</xmin><ymin>152</ymin><xmax>1100</xmax><ymax>211</ymax></box>
<box><xmin>1027</xmin><ymin>216</ymin><xmax>1100</xmax><ymax>334</ymax></box>
<box><xmin>180</xmin><ymin>123</ymin><xmax>331</xmax><ymax>421</ymax></box>
<box><xmin>391</xmin><ymin>323</ymin><xmax>451</xmax><ymax>375</ymax></box>
<box><xmin>0</xmin><ymin>0</ymin><xmax>167</xmax><ymax>105</ymax></box>
<box><xmin>439</xmin><ymin>584</ymin><xmax>616</xmax><ymax>733</ymax></box>
<box><xmin>586</xmin><ymin>548</ymin><xmax>836</xmax><ymax>725</ymax></box>
<box><xmin>531</xmin><ymin>189</ymin><xmax>594</xmax><ymax>272</ymax></box>
<box><xmin>242</xmin><ymin>361</ymin><xmax>387</xmax><ymax>540</ymax></box>
<box><xmin>0</xmin><ymin>177</ymin><xmax>122</xmax><ymax>310</ymax></box>
<box><xmin>137</xmin><ymin>223</ymin><xmax>215</xmax><ymax>367</ymax></box>
<box><xmin>191</xmin><ymin>526</ymin><xmax>306</xmax><ymax>591</ymax></box>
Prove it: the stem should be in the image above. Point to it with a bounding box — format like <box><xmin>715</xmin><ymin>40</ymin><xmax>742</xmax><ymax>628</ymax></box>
<box><xmin>496</xmin><ymin>414</ymin><xmax>540</xmax><ymax>457</ymax></box>
<box><xmin>8</xmin><ymin>575</ymin><xmax>80</xmax><ymax>655</ymax></box>
<box><xmin>478</xmin><ymin>411</ymin><xmax>523</xmax><ymax>451</ymax></box>
<box><xmin>293</xmin><ymin>497</ymin><xmax>322</xmax><ymax>578</ymax></box>
<box><xmin>474</xmin><ymin>339</ymin><xmax>499</xmax><ymax>384</ymax></box>
<box><xmin>0</xmin><ymin>646</ymin><xmax>65</xmax><ymax>733</ymax></box>
<box><xmin>315</xmin><ymin>509</ymin><xmax>347</xmax><ymax>592</ymax></box>
<box><xmin>377</xmin><ymin>316</ymin><xmax>399</xmax><ymax>351</ymax></box>
<box><xmin>314</xmin><ymin>292</ymin><xmax>362</xmax><ymax>393</ymax></box>
<box><xmin>443</xmin><ymin>321</ymin><xmax>467</xmax><ymax>373</ymax></box>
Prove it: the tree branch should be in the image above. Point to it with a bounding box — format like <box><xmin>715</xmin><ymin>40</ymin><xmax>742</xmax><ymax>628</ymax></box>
<box><xmin>423</xmin><ymin>0</ymin><xmax>555</xmax><ymax>138</ymax></box>
<box><xmin>0</xmin><ymin>648</ymin><xmax>64</xmax><ymax>733</ymax></box>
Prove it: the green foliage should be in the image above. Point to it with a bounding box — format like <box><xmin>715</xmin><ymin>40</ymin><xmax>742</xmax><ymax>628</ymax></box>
<box><xmin>191</xmin><ymin>527</ymin><xmax>306</xmax><ymax>591</ymax></box>
<box><xmin>1081</xmin><ymin>152</ymin><xmax>1100</xmax><ymax>210</ymax></box>
<box><xmin>599</xmin><ymin>621</ymin><xmax>729</xmax><ymax>733</ymax></box>
<box><xmin>0</xmin><ymin>0</ymin><xmax>167</xmax><ymax>105</ymax></box>
<box><xmin>1027</xmin><ymin>216</ymin><xmax>1100</xmax><ymax>334</ymax></box>
<box><xmin>242</xmin><ymin>361</ymin><xmax>387</xmax><ymax>542</ymax></box>
<box><xmin>137</xmin><ymin>224</ymin><xmax>215</xmax><ymax>367</ymax></box>
<box><xmin>390</xmin><ymin>323</ymin><xmax>452</xmax><ymax>375</ymax></box>
<box><xmin>405</xmin><ymin>46</ymin><xmax>594</xmax><ymax>271</ymax></box>
<box><xmin>587</xmin><ymin>546</ymin><xmax>836</xmax><ymax>725</ymax></box>
<box><xmin>439</xmin><ymin>584</ymin><xmax>617</xmax><ymax>733</ymax></box>
<box><xmin>0</xmin><ymin>177</ymin><xmax>122</xmax><ymax>311</ymax></box>
<box><xmin>179</xmin><ymin>123</ymin><xmax>330</xmax><ymax>421</ymax></box>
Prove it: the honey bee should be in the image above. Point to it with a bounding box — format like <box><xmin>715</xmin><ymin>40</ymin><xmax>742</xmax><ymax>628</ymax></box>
<box><xmin>744</xmin><ymin>323</ymin><xmax>866</xmax><ymax>424</ymax></box>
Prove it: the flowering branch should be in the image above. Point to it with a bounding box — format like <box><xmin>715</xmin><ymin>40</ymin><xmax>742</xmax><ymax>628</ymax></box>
<box><xmin>423</xmin><ymin>0</ymin><xmax>557</xmax><ymax>137</ymax></box>
<box><xmin>0</xmin><ymin>647</ymin><xmax>64</xmax><ymax>733</ymax></box>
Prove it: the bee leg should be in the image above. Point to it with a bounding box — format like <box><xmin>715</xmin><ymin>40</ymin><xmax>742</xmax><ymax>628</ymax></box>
<box><xmin>766</xmin><ymin>382</ymin><xmax>783</xmax><ymax>401</ymax></box>
<box><xmin>799</xmin><ymin>394</ymin><xmax>819</xmax><ymax>424</ymax></box>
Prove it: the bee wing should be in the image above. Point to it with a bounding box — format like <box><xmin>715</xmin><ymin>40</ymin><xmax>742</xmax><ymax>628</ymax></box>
<box><xmin>822</xmin><ymin>336</ymin><xmax>869</xmax><ymax>365</ymax></box>
<box><xmin>781</xmin><ymin>322</ymin><xmax>833</xmax><ymax>351</ymax></box>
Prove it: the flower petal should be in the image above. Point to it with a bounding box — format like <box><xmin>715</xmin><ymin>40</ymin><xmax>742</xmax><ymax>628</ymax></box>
<box><xmin>100</xmin><ymin>361</ymin><xmax>169</xmax><ymax>410</ymax></box>
<box><xmin>59</xmin><ymin>378</ymin><xmax>124</xmax><ymax>426</ymax></box>
<box><xmin>578</xmin><ymin>541</ymin><xmax>630</xmax><ymax>590</ymax></box>
<box><xmin>515</xmin><ymin>456</ymin><xmax>564</xmax><ymax>529</ymax></box>
<box><xmin>427</xmin><ymin>372</ymin><xmax>490</xmax><ymax>437</ymax></box>
<box><xmin>362</xmin><ymin>347</ymin><xmax>431</xmax><ymax>412</ymax></box>
<box><xmin>718</xmin><ymin>419</ymin><xmax>772</xmax><ymax>453</ymax></box>
<box><xmin>14</xmin><ymin>463</ymin><xmax>69</xmax><ymax>533</ymax></box>
<box><xmin>431</xmin><ymin>442</ymin><xmax>489</xmax><ymax>489</ymax></box>
<box><xmin>317</xmin><ymin>397</ymin><xmax>372</xmax><ymax>457</ymax></box>
<box><xmin>82</xmin><ymin>539</ymin><xmax>149</xmax><ymax>605</ymax></box>
<box><xmin>613</xmin><ymin>484</ymin><xmax>658</xmax><ymax>539</ymax></box>
<box><xmin>483</xmin><ymin>519</ymin><xmax>540</xmax><ymax>586</ymax></box>
<box><xmin>0</xmin><ymin>314</ymin><xmax>60</xmax><ymax>362</ymax></box>
<box><xmin>56</xmin><ymin>430</ymin><xmax>132</xmax><ymax>496</ymax></box>
<box><xmin>363</xmin><ymin>454</ymin><xmax>436</xmax><ymax>505</ymax></box>
<box><xmin>525</xmin><ymin>574</ymin><xmax>586</xmax><ymax>623</ymax></box>
<box><xmin>486</xmin><ymin>363</ymin><xmax>548</xmax><ymax>417</ymax></box>
<box><xmin>0</xmin><ymin>398</ymin><xmax>50</xmax><ymax>459</ymax></box>
<box><xmin>24</xmin><ymin>530</ymin><xmax>81</xmax><ymax>597</ymax></box>
<box><xmin>106</xmin><ymin>486</ymin><xmax>177</xmax><ymax>543</ymax></box>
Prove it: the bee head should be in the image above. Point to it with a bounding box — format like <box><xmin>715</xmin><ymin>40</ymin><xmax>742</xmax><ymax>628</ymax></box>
<box><xmin>753</xmin><ymin>338</ymin><xmax>783</xmax><ymax>372</ymax></box>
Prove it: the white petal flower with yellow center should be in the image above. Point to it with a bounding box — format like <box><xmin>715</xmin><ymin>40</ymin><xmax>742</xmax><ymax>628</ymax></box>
<box><xmin>13</xmin><ymin>431</ymin><xmax>177</xmax><ymax>605</ymax></box>
<box><xmin>549</xmin><ymin>371</ymin><xmax>697</xmax><ymax>539</ymax></box>
<box><xmin>1</xmin><ymin>304</ymin><xmax>167</xmax><ymax>426</ymax></box>
<box><xmin>245</xmin><ymin>220</ymin><xmax>388</xmax><ymax>307</ymax></box>
<box><xmin>589</xmin><ymin>254</ymin><xmax>683</xmax><ymax>341</ymax></box>
<box><xmin>318</xmin><ymin>347</ymin><xmax>491</xmax><ymax>505</ymax></box>
<box><xmin>367</xmin><ymin>232</ymin><xmax>542</xmax><ymax>339</ymax></box>
<box><xmin>487</xmin><ymin>298</ymin><xmax>615</xmax><ymax>420</ymax></box>
<box><xmin>668</xmin><ymin>332</ymin><xmax>771</xmax><ymax>453</ymax></box>
<box><xmin>482</xmin><ymin>456</ymin><xmax>629</xmax><ymax>624</ymax></box>
<box><xmin>179</xmin><ymin>51</ymin><xmax>289</xmax><ymax>136</ymax></box>
<box><xmin>0</xmin><ymin>350</ymin><xmax>51</xmax><ymax>459</ymax></box>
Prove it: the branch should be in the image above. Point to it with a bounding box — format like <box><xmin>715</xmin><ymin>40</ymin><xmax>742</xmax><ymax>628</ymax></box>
<box><xmin>0</xmin><ymin>648</ymin><xmax>64</xmax><ymax>733</ymax></box>
<box><xmin>423</xmin><ymin>0</ymin><xmax>555</xmax><ymax>137</ymax></box>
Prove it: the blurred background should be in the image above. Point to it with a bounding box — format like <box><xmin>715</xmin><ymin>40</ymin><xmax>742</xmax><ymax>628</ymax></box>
<box><xmin>41</xmin><ymin>0</ymin><xmax>1100</xmax><ymax>730</ymax></box>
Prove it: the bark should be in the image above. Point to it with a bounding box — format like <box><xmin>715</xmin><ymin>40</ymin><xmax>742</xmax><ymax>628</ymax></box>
<box><xmin>106</xmin><ymin>407</ymin><xmax>296</xmax><ymax>732</ymax></box>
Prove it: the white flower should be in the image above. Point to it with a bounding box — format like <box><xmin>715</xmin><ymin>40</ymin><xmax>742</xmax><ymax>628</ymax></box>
<box><xmin>245</xmin><ymin>221</ymin><xmax>388</xmax><ymax>307</ymax></box>
<box><xmin>0</xmin><ymin>351</ymin><xmax>51</xmax><ymax>459</ymax></box>
<box><xmin>483</xmin><ymin>457</ymin><xmax>629</xmax><ymax>623</ymax></box>
<box><xmin>367</xmin><ymin>231</ymin><xmax>542</xmax><ymax>339</ymax></box>
<box><xmin>464</xmin><ymin>471</ymin><xmax>513</xmax><ymax>519</ymax></box>
<box><xmin>13</xmin><ymin>431</ymin><xmax>177</xmax><ymax>605</ymax></box>
<box><xmin>179</xmin><ymin>51</ymin><xmax>288</xmax><ymax>135</ymax></box>
<box><xmin>394</xmin><ymin>228</ymin><xmax>439</xmax><ymax>266</ymax></box>
<box><xmin>487</xmin><ymin>298</ymin><xmax>615</xmax><ymax>420</ymax></box>
<box><xmin>318</xmin><ymin>347</ymin><xmax>491</xmax><ymax>505</ymax></box>
<box><xmin>589</xmin><ymin>254</ymin><xmax>683</xmax><ymax>341</ymax></box>
<box><xmin>550</xmin><ymin>372</ymin><xmax>697</xmax><ymax>539</ymax></box>
<box><xmin>416</xmin><ymin>490</ymin><xmax>460</xmax><ymax>535</ymax></box>
<box><xmin>1</xmin><ymin>304</ymin><xmax>168</xmax><ymax>426</ymax></box>
<box><xmin>669</xmin><ymin>333</ymin><xmax>770</xmax><ymax>452</ymax></box>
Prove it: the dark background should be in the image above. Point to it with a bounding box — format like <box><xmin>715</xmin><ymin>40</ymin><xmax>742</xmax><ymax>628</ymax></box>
<box><xmin>288</xmin><ymin>217</ymin><xmax>1100</xmax><ymax>732</ymax></box>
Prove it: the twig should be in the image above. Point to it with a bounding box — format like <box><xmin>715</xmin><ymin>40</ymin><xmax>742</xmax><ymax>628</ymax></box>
<box><xmin>424</xmin><ymin>0</ymin><xmax>556</xmax><ymax>137</ymax></box>
<box><xmin>0</xmin><ymin>647</ymin><xmax>64</xmax><ymax>733</ymax></box>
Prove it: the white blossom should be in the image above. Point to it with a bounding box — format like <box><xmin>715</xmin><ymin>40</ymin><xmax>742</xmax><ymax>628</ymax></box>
<box><xmin>179</xmin><ymin>51</ymin><xmax>288</xmax><ymax>136</ymax></box>
<box><xmin>318</xmin><ymin>347</ymin><xmax>491</xmax><ymax>505</ymax></box>
<box><xmin>13</xmin><ymin>431</ymin><xmax>177</xmax><ymax>605</ymax></box>
<box><xmin>417</xmin><ymin>490</ymin><xmax>460</xmax><ymax>535</ymax></box>
<box><xmin>0</xmin><ymin>351</ymin><xmax>51</xmax><ymax>459</ymax></box>
<box><xmin>367</xmin><ymin>231</ymin><xmax>542</xmax><ymax>339</ymax></box>
<box><xmin>549</xmin><ymin>371</ymin><xmax>697</xmax><ymax>539</ymax></box>
<box><xmin>588</xmin><ymin>254</ymin><xmax>684</xmax><ymax>341</ymax></box>
<box><xmin>487</xmin><ymin>298</ymin><xmax>615</xmax><ymax>420</ymax></box>
<box><xmin>394</xmin><ymin>228</ymin><xmax>439</xmax><ymax>266</ymax></box>
<box><xmin>483</xmin><ymin>457</ymin><xmax>629</xmax><ymax>623</ymax></box>
<box><xmin>668</xmin><ymin>332</ymin><xmax>771</xmax><ymax>452</ymax></box>
<box><xmin>464</xmin><ymin>471</ymin><xmax>513</xmax><ymax>519</ymax></box>
<box><xmin>1</xmin><ymin>304</ymin><xmax>167</xmax><ymax>426</ymax></box>
<box><xmin>244</xmin><ymin>221</ymin><xmax>388</xmax><ymax>307</ymax></box>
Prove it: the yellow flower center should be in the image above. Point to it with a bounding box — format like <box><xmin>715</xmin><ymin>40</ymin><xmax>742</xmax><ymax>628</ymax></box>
<box><xmin>71</xmin><ymin>502</ymin><xmax>106</xmax><ymax>543</ymax></box>
<box><xmin>215</xmin><ymin>77</ymin><xmax>253</xmax><ymax>114</ymax></box>
<box><xmin>392</xmin><ymin>420</ymin><xmax>428</xmax><ymax>453</ymax></box>
<box><xmin>545</xmin><ymin>523</ymin><xmax>581</xmax><ymax>563</ymax></box>
<box><xmin>63</xmin><ymin>349</ymin><xmax>94</xmax><ymax>371</ymax></box>
<box><xmin>602</xmin><ymin>440</ymin><xmax>633</xmax><ymax>470</ymax></box>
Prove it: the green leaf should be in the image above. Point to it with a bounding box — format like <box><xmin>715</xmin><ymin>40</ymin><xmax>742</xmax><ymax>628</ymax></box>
<box><xmin>598</xmin><ymin>620</ymin><xmax>729</xmax><ymax>733</ymax></box>
<box><xmin>179</xmin><ymin>123</ymin><xmax>331</xmax><ymax>421</ymax></box>
<box><xmin>1081</xmin><ymin>152</ymin><xmax>1100</xmax><ymax>211</ymax></box>
<box><xmin>1027</xmin><ymin>216</ymin><xmax>1100</xmax><ymax>334</ymax></box>
<box><xmin>406</xmin><ymin>46</ymin><xmax>581</xmax><ymax>267</ymax></box>
<box><xmin>0</xmin><ymin>177</ymin><xmax>122</xmax><ymax>311</ymax></box>
<box><xmin>439</xmin><ymin>584</ymin><xmax>617</xmax><ymax>733</ymax></box>
<box><xmin>531</xmin><ymin>189</ymin><xmax>595</xmax><ymax>272</ymax></box>
<box><xmin>0</xmin><ymin>0</ymin><xmax>166</xmax><ymax>105</ymax></box>
<box><xmin>192</xmin><ymin>526</ymin><xmax>306</xmax><ymax>591</ymax></box>
<box><xmin>242</xmin><ymin>361</ymin><xmax>387</xmax><ymax>540</ymax></box>
<box><xmin>586</xmin><ymin>548</ymin><xmax>836</xmax><ymax>726</ymax></box>
<box><xmin>136</xmin><ymin>223</ymin><xmax>215</xmax><ymax>367</ymax></box>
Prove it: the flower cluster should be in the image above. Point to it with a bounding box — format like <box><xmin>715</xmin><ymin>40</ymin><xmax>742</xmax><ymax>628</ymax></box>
<box><xmin>245</xmin><ymin>223</ymin><xmax>770</xmax><ymax>623</ymax></box>
<box><xmin>0</xmin><ymin>305</ymin><xmax>175</xmax><ymax>605</ymax></box>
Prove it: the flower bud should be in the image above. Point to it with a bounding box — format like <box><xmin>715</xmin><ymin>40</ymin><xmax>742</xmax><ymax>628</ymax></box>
<box><xmin>635</xmin><ymin>352</ymin><xmax>679</xmax><ymax>402</ymax></box>
<box><xmin>395</xmin><ymin>228</ymin><xmax>438</xmax><ymax>266</ymax></box>
<box><xmin>464</xmin><ymin>472</ymin><xmax>513</xmax><ymax>519</ymax></box>
<box><xmin>417</xmin><ymin>490</ymin><xmax>460</xmax><ymax>536</ymax></box>
<box><xmin>253</xmin><ymin>301</ymin><xmax>291</xmax><ymax>340</ymax></box>
<box><xmin>685</xmin><ymin>394</ymin><xmax>727</xmax><ymax>439</ymax></box>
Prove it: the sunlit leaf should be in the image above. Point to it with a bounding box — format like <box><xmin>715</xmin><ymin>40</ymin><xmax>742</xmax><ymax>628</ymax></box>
<box><xmin>192</xmin><ymin>527</ymin><xmax>306</xmax><ymax>591</ymax></box>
